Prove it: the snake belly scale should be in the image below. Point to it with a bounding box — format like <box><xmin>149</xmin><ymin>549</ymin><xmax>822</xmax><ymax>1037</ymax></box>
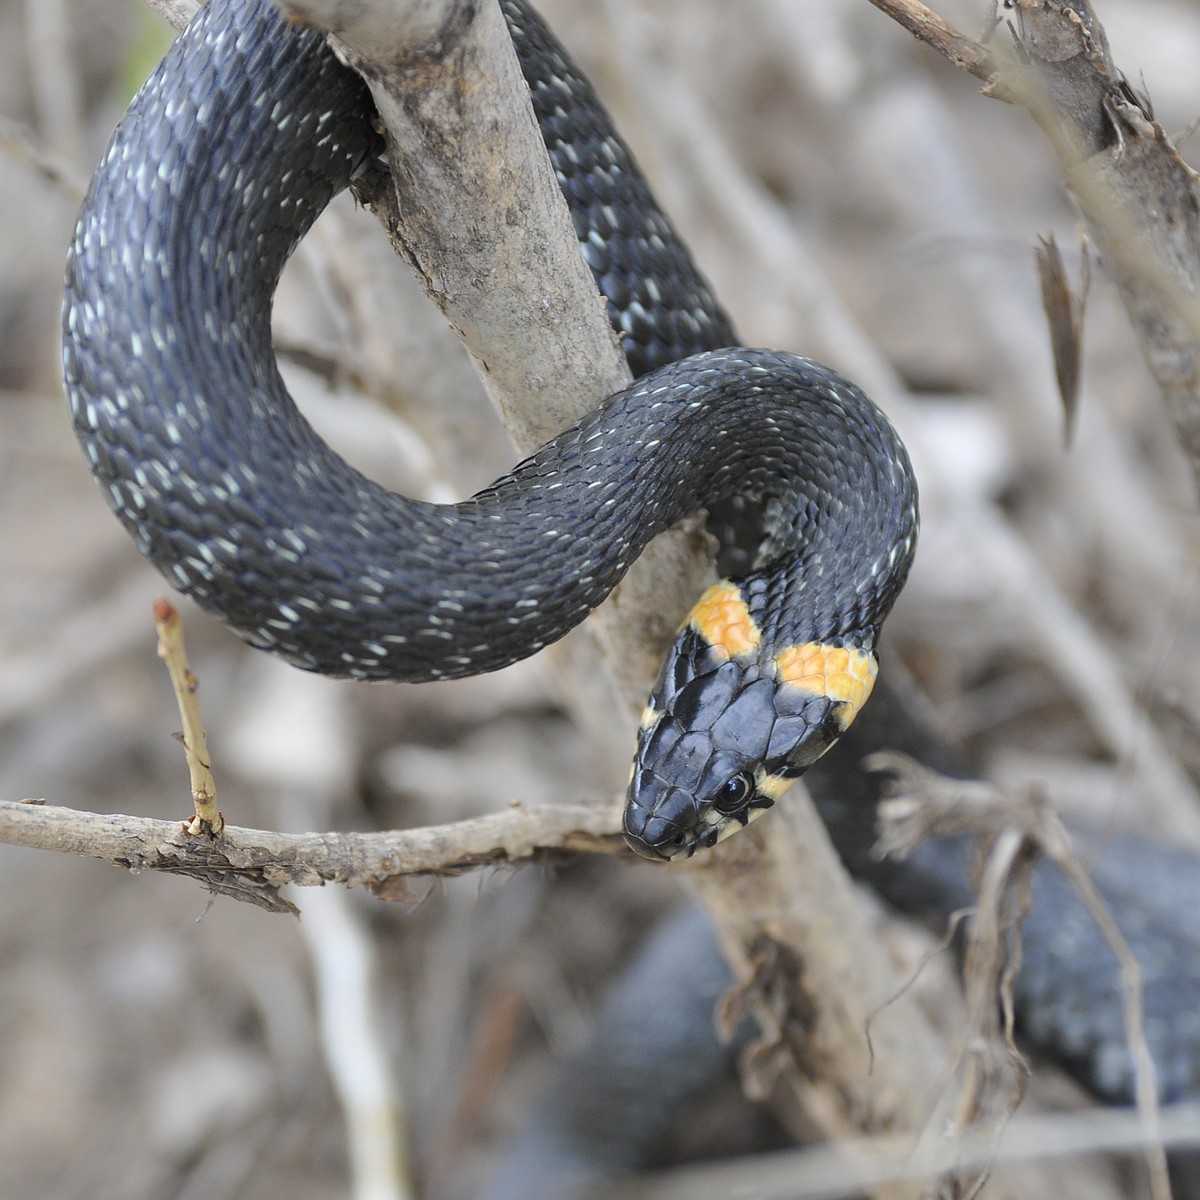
<box><xmin>61</xmin><ymin>0</ymin><xmax>918</xmax><ymax>860</ymax></box>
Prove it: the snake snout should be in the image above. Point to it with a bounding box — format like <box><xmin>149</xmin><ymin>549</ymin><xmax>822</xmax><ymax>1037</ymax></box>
<box><xmin>623</xmin><ymin>795</ymin><xmax>694</xmax><ymax>861</ymax></box>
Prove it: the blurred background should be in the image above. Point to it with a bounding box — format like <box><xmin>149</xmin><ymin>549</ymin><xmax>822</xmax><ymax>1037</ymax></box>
<box><xmin>3</xmin><ymin>0</ymin><xmax>1200</xmax><ymax>1196</ymax></box>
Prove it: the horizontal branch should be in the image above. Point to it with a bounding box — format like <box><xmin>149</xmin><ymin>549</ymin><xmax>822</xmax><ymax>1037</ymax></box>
<box><xmin>0</xmin><ymin>798</ymin><xmax>624</xmax><ymax>913</ymax></box>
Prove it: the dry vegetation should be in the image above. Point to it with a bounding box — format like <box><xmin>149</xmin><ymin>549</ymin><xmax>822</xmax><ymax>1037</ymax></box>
<box><xmin>2</xmin><ymin>0</ymin><xmax>1200</xmax><ymax>1197</ymax></box>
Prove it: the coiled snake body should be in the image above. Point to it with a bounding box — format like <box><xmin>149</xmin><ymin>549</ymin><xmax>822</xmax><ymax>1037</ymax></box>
<box><xmin>62</xmin><ymin>0</ymin><xmax>918</xmax><ymax>860</ymax></box>
<box><xmin>60</xmin><ymin>0</ymin><xmax>1200</xmax><ymax>1121</ymax></box>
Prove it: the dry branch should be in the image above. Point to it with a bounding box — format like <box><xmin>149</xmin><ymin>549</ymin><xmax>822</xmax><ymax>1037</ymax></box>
<box><xmin>870</xmin><ymin>0</ymin><xmax>1200</xmax><ymax>491</ymax></box>
<box><xmin>0</xmin><ymin>797</ymin><xmax>623</xmax><ymax>909</ymax></box>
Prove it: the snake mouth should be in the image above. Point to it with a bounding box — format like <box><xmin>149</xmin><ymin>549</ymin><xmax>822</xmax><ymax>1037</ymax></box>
<box><xmin>622</xmin><ymin>827</ymin><xmax>717</xmax><ymax>861</ymax></box>
<box><xmin>622</xmin><ymin>807</ymin><xmax>701</xmax><ymax>861</ymax></box>
<box><xmin>623</xmin><ymin>831</ymin><xmax>674</xmax><ymax>862</ymax></box>
<box><xmin>623</xmin><ymin>801</ymin><xmax>773</xmax><ymax>861</ymax></box>
<box><xmin>624</xmin><ymin>828</ymin><xmax>719</xmax><ymax>861</ymax></box>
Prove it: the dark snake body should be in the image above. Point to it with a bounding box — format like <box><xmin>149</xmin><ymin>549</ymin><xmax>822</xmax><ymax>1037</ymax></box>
<box><xmin>63</xmin><ymin>0</ymin><xmax>918</xmax><ymax>859</ymax></box>
<box><xmin>60</xmin><ymin>0</ymin><xmax>1199</xmax><ymax>1133</ymax></box>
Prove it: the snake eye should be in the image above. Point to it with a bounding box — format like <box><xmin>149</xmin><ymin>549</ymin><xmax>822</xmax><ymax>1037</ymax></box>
<box><xmin>713</xmin><ymin>771</ymin><xmax>755</xmax><ymax>816</ymax></box>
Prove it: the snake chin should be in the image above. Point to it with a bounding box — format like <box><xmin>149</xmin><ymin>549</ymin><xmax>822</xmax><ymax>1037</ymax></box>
<box><xmin>623</xmin><ymin>791</ymin><xmax>776</xmax><ymax>862</ymax></box>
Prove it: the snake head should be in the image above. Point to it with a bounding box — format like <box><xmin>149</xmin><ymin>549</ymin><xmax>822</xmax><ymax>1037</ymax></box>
<box><xmin>623</xmin><ymin>581</ymin><xmax>878</xmax><ymax>861</ymax></box>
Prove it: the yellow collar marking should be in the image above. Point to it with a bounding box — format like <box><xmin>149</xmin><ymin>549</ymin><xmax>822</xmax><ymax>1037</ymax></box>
<box><xmin>775</xmin><ymin>642</ymin><xmax>878</xmax><ymax>729</ymax></box>
<box><xmin>688</xmin><ymin>580</ymin><xmax>762</xmax><ymax>660</ymax></box>
<box><xmin>687</xmin><ymin>582</ymin><xmax>878</xmax><ymax>731</ymax></box>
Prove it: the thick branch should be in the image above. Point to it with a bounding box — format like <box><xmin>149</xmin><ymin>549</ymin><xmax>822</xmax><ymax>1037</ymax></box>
<box><xmin>277</xmin><ymin>0</ymin><xmax>715</xmax><ymax>701</ymax></box>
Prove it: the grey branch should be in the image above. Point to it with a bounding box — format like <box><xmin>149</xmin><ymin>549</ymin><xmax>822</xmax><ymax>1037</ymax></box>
<box><xmin>0</xmin><ymin>797</ymin><xmax>624</xmax><ymax>912</ymax></box>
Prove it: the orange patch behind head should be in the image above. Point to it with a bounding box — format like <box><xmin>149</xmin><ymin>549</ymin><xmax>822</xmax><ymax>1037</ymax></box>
<box><xmin>687</xmin><ymin>580</ymin><xmax>762</xmax><ymax>661</ymax></box>
<box><xmin>774</xmin><ymin>642</ymin><xmax>878</xmax><ymax>728</ymax></box>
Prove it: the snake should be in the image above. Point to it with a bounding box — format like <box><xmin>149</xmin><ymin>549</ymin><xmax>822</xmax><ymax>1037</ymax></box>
<box><xmin>58</xmin><ymin>0</ymin><xmax>1200</xmax><ymax>1147</ymax></box>
<box><xmin>61</xmin><ymin>0</ymin><xmax>919</xmax><ymax>862</ymax></box>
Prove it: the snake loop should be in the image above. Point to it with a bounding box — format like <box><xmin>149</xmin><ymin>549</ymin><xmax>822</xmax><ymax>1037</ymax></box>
<box><xmin>62</xmin><ymin>0</ymin><xmax>917</xmax><ymax>859</ymax></box>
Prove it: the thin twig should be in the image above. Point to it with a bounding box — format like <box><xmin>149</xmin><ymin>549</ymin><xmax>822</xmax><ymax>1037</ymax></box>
<box><xmin>864</xmin><ymin>0</ymin><xmax>1001</xmax><ymax>92</ymax></box>
<box><xmin>153</xmin><ymin>597</ymin><xmax>223</xmax><ymax>834</ymax></box>
<box><xmin>599</xmin><ymin>1101</ymin><xmax>1200</xmax><ymax>1200</ymax></box>
<box><xmin>868</xmin><ymin>752</ymin><xmax>1170</xmax><ymax>1200</ymax></box>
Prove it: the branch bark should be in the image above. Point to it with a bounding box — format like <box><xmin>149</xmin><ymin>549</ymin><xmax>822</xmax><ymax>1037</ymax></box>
<box><xmin>0</xmin><ymin>797</ymin><xmax>622</xmax><ymax>910</ymax></box>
